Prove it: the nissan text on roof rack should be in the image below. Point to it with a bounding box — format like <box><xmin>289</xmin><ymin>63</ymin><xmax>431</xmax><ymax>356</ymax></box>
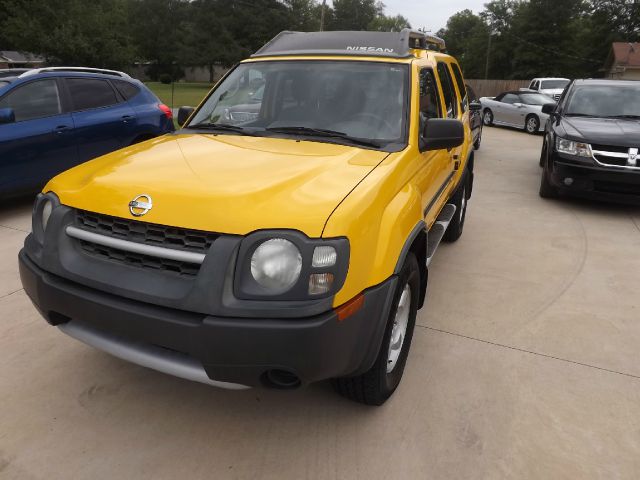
<box><xmin>19</xmin><ymin>29</ymin><xmax>479</xmax><ymax>405</ymax></box>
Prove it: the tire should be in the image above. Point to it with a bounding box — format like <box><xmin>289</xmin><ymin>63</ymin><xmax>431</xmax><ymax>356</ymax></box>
<box><xmin>473</xmin><ymin>130</ymin><xmax>482</xmax><ymax>150</ymax></box>
<box><xmin>483</xmin><ymin>109</ymin><xmax>493</xmax><ymax>126</ymax></box>
<box><xmin>443</xmin><ymin>171</ymin><xmax>470</xmax><ymax>243</ymax></box>
<box><xmin>332</xmin><ymin>253</ymin><xmax>419</xmax><ymax>406</ymax></box>
<box><xmin>539</xmin><ymin>168</ymin><xmax>558</xmax><ymax>198</ymax></box>
<box><xmin>525</xmin><ymin>115</ymin><xmax>540</xmax><ymax>135</ymax></box>
<box><xmin>539</xmin><ymin>142</ymin><xmax>547</xmax><ymax>167</ymax></box>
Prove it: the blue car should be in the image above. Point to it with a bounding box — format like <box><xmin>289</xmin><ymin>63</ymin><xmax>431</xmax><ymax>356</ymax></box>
<box><xmin>0</xmin><ymin>67</ymin><xmax>174</xmax><ymax>197</ymax></box>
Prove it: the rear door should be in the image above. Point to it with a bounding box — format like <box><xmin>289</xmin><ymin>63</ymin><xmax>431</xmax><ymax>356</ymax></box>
<box><xmin>497</xmin><ymin>93</ymin><xmax>521</xmax><ymax>125</ymax></box>
<box><xmin>65</xmin><ymin>77</ymin><xmax>137</xmax><ymax>162</ymax></box>
<box><xmin>0</xmin><ymin>78</ymin><xmax>77</xmax><ymax>193</ymax></box>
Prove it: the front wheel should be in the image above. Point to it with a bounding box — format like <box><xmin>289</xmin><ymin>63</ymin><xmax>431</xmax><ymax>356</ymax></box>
<box><xmin>539</xmin><ymin>168</ymin><xmax>558</xmax><ymax>198</ymax></box>
<box><xmin>525</xmin><ymin>115</ymin><xmax>540</xmax><ymax>135</ymax></box>
<box><xmin>332</xmin><ymin>253</ymin><xmax>419</xmax><ymax>406</ymax></box>
<box><xmin>483</xmin><ymin>109</ymin><xmax>493</xmax><ymax>126</ymax></box>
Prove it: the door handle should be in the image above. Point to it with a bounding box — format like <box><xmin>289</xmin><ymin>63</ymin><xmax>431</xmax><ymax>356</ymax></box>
<box><xmin>53</xmin><ymin>125</ymin><xmax>71</xmax><ymax>134</ymax></box>
<box><xmin>121</xmin><ymin>115</ymin><xmax>134</xmax><ymax>123</ymax></box>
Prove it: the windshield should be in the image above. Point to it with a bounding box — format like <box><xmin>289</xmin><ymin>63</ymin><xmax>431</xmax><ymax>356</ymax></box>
<box><xmin>565</xmin><ymin>84</ymin><xmax>640</xmax><ymax>117</ymax></box>
<box><xmin>188</xmin><ymin>60</ymin><xmax>409</xmax><ymax>148</ymax></box>
<box><xmin>520</xmin><ymin>93</ymin><xmax>554</xmax><ymax>105</ymax></box>
<box><xmin>541</xmin><ymin>80</ymin><xmax>569</xmax><ymax>89</ymax></box>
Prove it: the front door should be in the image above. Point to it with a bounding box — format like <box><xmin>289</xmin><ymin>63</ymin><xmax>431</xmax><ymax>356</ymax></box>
<box><xmin>0</xmin><ymin>78</ymin><xmax>77</xmax><ymax>194</ymax></box>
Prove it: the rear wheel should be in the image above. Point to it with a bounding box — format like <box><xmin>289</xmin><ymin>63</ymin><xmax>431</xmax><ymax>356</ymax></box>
<box><xmin>332</xmin><ymin>253</ymin><xmax>419</xmax><ymax>406</ymax></box>
<box><xmin>443</xmin><ymin>171</ymin><xmax>470</xmax><ymax>243</ymax></box>
<box><xmin>525</xmin><ymin>115</ymin><xmax>540</xmax><ymax>135</ymax></box>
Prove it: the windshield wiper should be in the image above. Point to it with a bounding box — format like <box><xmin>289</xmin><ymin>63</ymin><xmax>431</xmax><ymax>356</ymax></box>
<box><xmin>187</xmin><ymin>122</ymin><xmax>246</xmax><ymax>133</ymax></box>
<box><xmin>265</xmin><ymin>126</ymin><xmax>381</xmax><ymax>148</ymax></box>
<box><xmin>603</xmin><ymin>115</ymin><xmax>640</xmax><ymax>120</ymax></box>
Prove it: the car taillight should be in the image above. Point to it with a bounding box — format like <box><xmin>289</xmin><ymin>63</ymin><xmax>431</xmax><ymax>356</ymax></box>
<box><xmin>159</xmin><ymin>103</ymin><xmax>173</xmax><ymax>119</ymax></box>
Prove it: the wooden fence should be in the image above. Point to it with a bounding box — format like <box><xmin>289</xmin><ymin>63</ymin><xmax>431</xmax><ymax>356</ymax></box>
<box><xmin>466</xmin><ymin>79</ymin><xmax>531</xmax><ymax>98</ymax></box>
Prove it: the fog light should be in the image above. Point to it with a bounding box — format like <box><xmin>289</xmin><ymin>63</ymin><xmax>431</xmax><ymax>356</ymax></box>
<box><xmin>309</xmin><ymin>273</ymin><xmax>334</xmax><ymax>295</ymax></box>
<box><xmin>564</xmin><ymin>177</ymin><xmax>574</xmax><ymax>186</ymax></box>
<box><xmin>312</xmin><ymin>246</ymin><xmax>337</xmax><ymax>267</ymax></box>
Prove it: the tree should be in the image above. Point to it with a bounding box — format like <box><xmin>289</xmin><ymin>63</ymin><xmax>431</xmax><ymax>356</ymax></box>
<box><xmin>438</xmin><ymin>10</ymin><xmax>489</xmax><ymax>78</ymax></box>
<box><xmin>368</xmin><ymin>13</ymin><xmax>411</xmax><ymax>32</ymax></box>
<box><xmin>328</xmin><ymin>0</ymin><xmax>382</xmax><ymax>31</ymax></box>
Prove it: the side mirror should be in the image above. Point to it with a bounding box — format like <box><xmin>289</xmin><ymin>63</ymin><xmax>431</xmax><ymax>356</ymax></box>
<box><xmin>469</xmin><ymin>102</ymin><xmax>482</xmax><ymax>112</ymax></box>
<box><xmin>0</xmin><ymin>107</ymin><xmax>15</xmax><ymax>124</ymax></box>
<box><xmin>421</xmin><ymin>118</ymin><xmax>465</xmax><ymax>152</ymax></box>
<box><xmin>177</xmin><ymin>106</ymin><xmax>195</xmax><ymax>127</ymax></box>
<box><xmin>541</xmin><ymin>103</ymin><xmax>556</xmax><ymax>115</ymax></box>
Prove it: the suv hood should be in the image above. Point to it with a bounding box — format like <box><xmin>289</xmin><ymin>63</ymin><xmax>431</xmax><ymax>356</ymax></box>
<box><xmin>47</xmin><ymin>134</ymin><xmax>389</xmax><ymax>237</ymax></box>
<box><xmin>561</xmin><ymin>117</ymin><xmax>640</xmax><ymax>147</ymax></box>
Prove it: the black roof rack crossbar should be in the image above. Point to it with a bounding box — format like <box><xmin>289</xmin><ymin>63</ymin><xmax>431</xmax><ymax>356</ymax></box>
<box><xmin>252</xmin><ymin>30</ymin><xmax>446</xmax><ymax>59</ymax></box>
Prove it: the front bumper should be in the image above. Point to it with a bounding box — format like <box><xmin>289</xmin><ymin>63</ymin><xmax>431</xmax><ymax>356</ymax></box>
<box><xmin>549</xmin><ymin>157</ymin><xmax>640</xmax><ymax>205</ymax></box>
<box><xmin>20</xmin><ymin>250</ymin><xmax>396</xmax><ymax>388</ymax></box>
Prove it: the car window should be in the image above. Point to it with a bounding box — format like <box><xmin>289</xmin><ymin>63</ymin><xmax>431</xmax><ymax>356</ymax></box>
<box><xmin>0</xmin><ymin>79</ymin><xmax>62</xmax><ymax>122</ymax></box>
<box><xmin>532</xmin><ymin>81</ymin><xmax>539</xmax><ymax>90</ymax></box>
<box><xmin>541</xmin><ymin>80</ymin><xmax>569</xmax><ymax>90</ymax></box>
<box><xmin>189</xmin><ymin>61</ymin><xmax>409</xmax><ymax>146</ymax></box>
<box><xmin>501</xmin><ymin>94</ymin><xmax>520</xmax><ymax>104</ymax></box>
<box><xmin>466</xmin><ymin>84</ymin><xmax>477</xmax><ymax>103</ymax></box>
<box><xmin>112</xmin><ymin>80</ymin><xmax>140</xmax><ymax>101</ymax></box>
<box><xmin>0</xmin><ymin>81</ymin><xmax>9</xmax><ymax>87</ymax></box>
<box><xmin>519</xmin><ymin>93</ymin><xmax>553</xmax><ymax>105</ymax></box>
<box><xmin>419</xmin><ymin>69</ymin><xmax>442</xmax><ymax>133</ymax></box>
<box><xmin>436</xmin><ymin>62</ymin><xmax>458</xmax><ymax>119</ymax></box>
<box><xmin>67</xmin><ymin>78</ymin><xmax>119</xmax><ymax>111</ymax></box>
<box><xmin>449</xmin><ymin>63</ymin><xmax>467</xmax><ymax>112</ymax></box>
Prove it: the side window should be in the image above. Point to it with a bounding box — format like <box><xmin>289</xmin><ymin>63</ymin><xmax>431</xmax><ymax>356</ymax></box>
<box><xmin>466</xmin><ymin>84</ymin><xmax>478</xmax><ymax>103</ymax></box>
<box><xmin>502</xmin><ymin>93</ymin><xmax>520</xmax><ymax>104</ymax></box>
<box><xmin>112</xmin><ymin>80</ymin><xmax>140</xmax><ymax>101</ymax></box>
<box><xmin>0</xmin><ymin>79</ymin><xmax>62</xmax><ymax>122</ymax></box>
<box><xmin>67</xmin><ymin>78</ymin><xmax>119</xmax><ymax>111</ymax></box>
<box><xmin>450</xmin><ymin>63</ymin><xmax>467</xmax><ymax>112</ymax></box>
<box><xmin>532</xmin><ymin>81</ymin><xmax>540</xmax><ymax>90</ymax></box>
<box><xmin>419</xmin><ymin>68</ymin><xmax>441</xmax><ymax>127</ymax></box>
<box><xmin>436</xmin><ymin>62</ymin><xmax>458</xmax><ymax>119</ymax></box>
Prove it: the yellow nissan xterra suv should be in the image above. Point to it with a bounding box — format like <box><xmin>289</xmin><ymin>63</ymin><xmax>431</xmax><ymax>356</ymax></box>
<box><xmin>20</xmin><ymin>30</ymin><xmax>478</xmax><ymax>405</ymax></box>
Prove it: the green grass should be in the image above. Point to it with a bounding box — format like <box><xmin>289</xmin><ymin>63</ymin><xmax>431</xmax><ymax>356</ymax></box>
<box><xmin>145</xmin><ymin>82</ymin><xmax>213</xmax><ymax>109</ymax></box>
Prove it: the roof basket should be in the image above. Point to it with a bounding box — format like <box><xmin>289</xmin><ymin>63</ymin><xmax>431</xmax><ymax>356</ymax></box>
<box><xmin>252</xmin><ymin>29</ymin><xmax>447</xmax><ymax>59</ymax></box>
<box><xmin>19</xmin><ymin>67</ymin><xmax>130</xmax><ymax>78</ymax></box>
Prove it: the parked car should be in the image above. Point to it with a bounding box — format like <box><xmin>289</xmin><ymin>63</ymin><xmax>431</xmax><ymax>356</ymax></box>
<box><xmin>20</xmin><ymin>30</ymin><xmax>476</xmax><ymax>406</ymax></box>
<box><xmin>521</xmin><ymin>77</ymin><xmax>570</xmax><ymax>101</ymax></box>
<box><xmin>539</xmin><ymin>79</ymin><xmax>640</xmax><ymax>204</ymax></box>
<box><xmin>466</xmin><ymin>84</ymin><xmax>483</xmax><ymax>149</ymax></box>
<box><xmin>0</xmin><ymin>67</ymin><xmax>174</xmax><ymax>197</ymax></box>
<box><xmin>480</xmin><ymin>91</ymin><xmax>553</xmax><ymax>134</ymax></box>
<box><xmin>0</xmin><ymin>68</ymin><xmax>30</xmax><ymax>78</ymax></box>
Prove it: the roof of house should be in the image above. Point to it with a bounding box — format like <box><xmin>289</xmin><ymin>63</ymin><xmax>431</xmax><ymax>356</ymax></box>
<box><xmin>609</xmin><ymin>42</ymin><xmax>640</xmax><ymax>68</ymax></box>
<box><xmin>0</xmin><ymin>51</ymin><xmax>45</xmax><ymax>64</ymax></box>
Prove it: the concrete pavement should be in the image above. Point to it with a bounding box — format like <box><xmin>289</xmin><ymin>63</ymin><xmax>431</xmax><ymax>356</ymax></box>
<box><xmin>1</xmin><ymin>126</ymin><xmax>640</xmax><ymax>479</ymax></box>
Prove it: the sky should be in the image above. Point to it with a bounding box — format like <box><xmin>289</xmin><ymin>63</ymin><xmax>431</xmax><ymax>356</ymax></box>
<box><xmin>376</xmin><ymin>0</ymin><xmax>487</xmax><ymax>33</ymax></box>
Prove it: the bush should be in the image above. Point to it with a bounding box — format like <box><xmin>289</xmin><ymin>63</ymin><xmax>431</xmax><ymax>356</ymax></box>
<box><xmin>159</xmin><ymin>73</ymin><xmax>172</xmax><ymax>84</ymax></box>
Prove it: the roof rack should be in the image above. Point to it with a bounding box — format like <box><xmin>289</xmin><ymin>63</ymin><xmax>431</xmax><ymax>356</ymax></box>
<box><xmin>19</xmin><ymin>67</ymin><xmax>130</xmax><ymax>78</ymax></box>
<box><xmin>252</xmin><ymin>29</ymin><xmax>447</xmax><ymax>59</ymax></box>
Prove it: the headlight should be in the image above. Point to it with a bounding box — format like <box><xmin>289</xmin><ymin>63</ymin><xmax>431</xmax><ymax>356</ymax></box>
<box><xmin>42</xmin><ymin>199</ymin><xmax>53</xmax><ymax>231</ymax></box>
<box><xmin>250</xmin><ymin>239</ymin><xmax>302</xmax><ymax>294</ymax></box>
<box><xmin>556</xmin><ymin>138</ymin><xmax>591</xmax><ymax>157</ymax></box>
<box><xmin>235</xmin><ymin>232</ymin><xmax>349</xmax><ymax>300</ymax></box>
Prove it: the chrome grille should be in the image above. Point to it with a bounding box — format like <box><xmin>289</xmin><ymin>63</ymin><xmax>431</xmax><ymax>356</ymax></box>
<box><xmin>590</xmin><ymin>145</ymin><xmax>639</xmax><ymax>169</ymax></box>
<box><xmin>73</xmin><ymin>210</ymin><xmax>218</xmax><ymax>276</ymax></box>
<box><xmin>76</xmin><ymin>210</ymin><xmax>218</xmax><ymax>253</ymax></box>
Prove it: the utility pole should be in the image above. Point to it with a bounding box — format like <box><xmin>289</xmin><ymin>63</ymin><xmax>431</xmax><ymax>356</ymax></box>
<box><xmin>320</xmin><ymin>0</ymin><xmax>327</xmax><ymax>31</ymax></box>
<box><xmin>484</xmin><ymin>21</ymin><xmax>493</xmax><ymax>80</ymax></box>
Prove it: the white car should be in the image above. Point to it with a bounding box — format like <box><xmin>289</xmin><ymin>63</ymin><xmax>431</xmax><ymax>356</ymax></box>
<box><xmin>520</xmin><ymin>77</ymin><xmax>570</xmax><ymax>101</ymax></box>
<box><xmin>480</xmin><ymin>91</ymin><xmax>554</xmax><ymax>134</ymax></box>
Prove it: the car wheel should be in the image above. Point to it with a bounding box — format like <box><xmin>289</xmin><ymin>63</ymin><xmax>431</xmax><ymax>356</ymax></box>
<box><xmin>332</xmin><ymin>253</ymin><xmax>419</xmax><ymax>406</ymax></box>
<box><xmin>525</xmin><ymin>115</ymin><xmax>540</xmax><ymax>135</ymax></box>
<box><xmin>443</xmin><ymin>170</ymin><xmax>470</xmax><ymax>243</ymax></box>
<box><xmin>474</xmin><ymin>128</ymin><xmax>482</xmax><ymax>150</ymax></box>
<box><xmin>539</xmin><ymin>142</ymin><xmax>547</xmax><ymax>167</ymax></box>
<box><xmin>539</xmin><ymin>168</ymin><xmax>558</xmax><ymax>198</ymax></box>
<box><xmin>483</xmin><ymin>109</ymin><xmax>493</xmax><ymax>126</ymax></box>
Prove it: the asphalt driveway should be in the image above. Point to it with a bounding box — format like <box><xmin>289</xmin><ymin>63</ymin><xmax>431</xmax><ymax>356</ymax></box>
<box><xmin>1</xmin><ymin>126</ymin><xmax>639</xmax><ymax>479</ymax></box>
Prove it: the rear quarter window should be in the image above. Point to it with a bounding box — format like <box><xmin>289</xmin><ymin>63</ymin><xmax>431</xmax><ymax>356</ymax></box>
<box><xmin>113</xmin><ymin>80</ymin><xmax>141</xmax><ymax>101</ymax></box>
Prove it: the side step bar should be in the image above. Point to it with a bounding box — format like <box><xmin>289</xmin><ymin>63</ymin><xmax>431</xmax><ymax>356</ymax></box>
<box><xmin>426</xmin><ymin>203</ymin><xmax>457</xmax><ymax>267</ymax></box>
